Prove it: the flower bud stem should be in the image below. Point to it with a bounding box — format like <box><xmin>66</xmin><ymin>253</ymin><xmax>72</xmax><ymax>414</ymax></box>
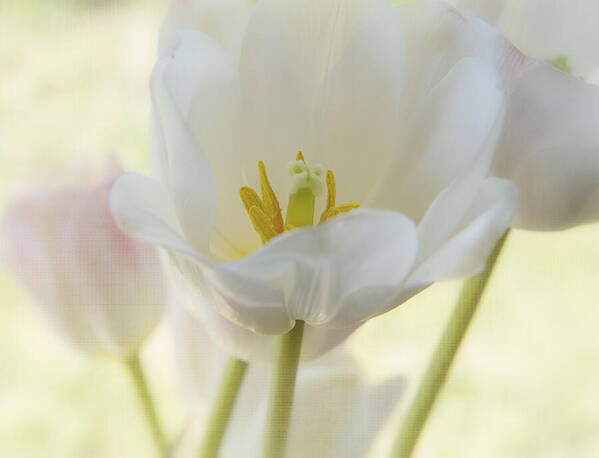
<box><xmin>390</xmin><ymin>230</ymin><xmax>511</xmax><ymax>458</ymax></box>
<box><xmin>260</xmin><ymin>160</ymin><xmax>311</xmax><ymax>457</ymax></box>
<box><xmin>262</xmin><ymin>320</ymin><xmax>305</xmax><ymax>458</ymax></box>
<box><xmin>125</xmin><ymin>353</ymin><xmax>168</xmax><ymax>457</ymax></box>
<box><xmin>197</xmin><ymin>356</ymin><xmax>248</xmax><ymax>458</ymax></box>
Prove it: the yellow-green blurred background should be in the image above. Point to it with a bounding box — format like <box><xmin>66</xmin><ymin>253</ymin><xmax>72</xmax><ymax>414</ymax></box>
<box><xmin>1</xmin><ymin>1</ymin><xmax>598</xmax><ymax>457</ymax></box>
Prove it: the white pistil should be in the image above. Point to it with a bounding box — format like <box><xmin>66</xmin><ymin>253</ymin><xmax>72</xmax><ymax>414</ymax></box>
<box><xmin>287</xmin><ymin>160</ymin><xmax>324</xmax><ymax>196</ymax></box>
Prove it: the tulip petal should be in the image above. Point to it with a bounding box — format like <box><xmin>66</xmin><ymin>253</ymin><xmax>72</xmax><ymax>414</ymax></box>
<box><xmin>151</xmin><ymin>54</ymin><xmax>218</xmax><ymax>253</ymax></box>
<box><xmin>211</xmin><ymin>209</ymin><xmax>418</xmax><ymax>333</ymax></box>
<box><xmin>493</xmin><ymin>62</ymin><xmax>599</xmax><ymax>230</ymax></box>
<box><xmin>168</xmin><ymin>260</ymin><xmax>359</xmax><ymax>364</ymax></box>
<box><xmin>158</xmin><ymin>0</ymin><xmax>253</xmax><ymax>60</ymax></box>
<box><xmin>452</xmin><ymin>0</ymin><xmax>599</xmax><ymax>77</ymax></box>
<box><xmin>393</xmin><ymin>0</ymin><xmax>501</xmax><ymax>129</ymax></box>
<box><xmin>172</xmin><ymin>254</ymin><xmax>292</xmax><ymax>335</ymax></box>
<box><xmin>333</xmin><ymin>374</ymin><xmax>406</xmax><ymax>458</ymax></box>
<box><xmin>111</xmin><ymin>172</ymin><xmax>293</xmax><ymax>335</ymax></box>
<box><xmin>414</xmin><ymin>104</ymin><xmax>505</xmax><ymax>266</ymax></box>
<box><xmin>406</xmin><ymin>177</ymin><xmax>517</xmax><ymax>288</ymax></box>
<box><xmin>112</xmin><ymin>188</ymin><xmax>289</xmax><ymax>339</ymax></box>
<box><xmin>310</xmin><ymin>0</ymin><xmax>404</xmax><ymax>205</ymax></box>
<box><xmin>449</xmin><ymin>0</ymin><xmax>506</xmax><ymax>26</ymax></box>
<box><xmin>112</xmin><ymin>186</ymin><xmax>293</xmax><ymax>336</ymax></box>
<box><xmin>287</xmin><ymin>366</ymin><xmax>405</xmax><ymax>458</ymax></box>
<box><xmin>167</xmin><ymin>282</ymin><xmax>228</xmax><ymax>413</ymax></box>
<box><xmin>239</xmin><ymin>0</ymin><xmax>403</xmax><ymax>204</ymax></box>
<box><xmin>149</xmin><ymin>109</ymin><xmax>170</xmax><ymax>185</ymax></box>
<box><xmin>370</xmin><ymin>56</ymin><xmax>505</xmax><ymax>222</ymax></box>
<box><xmin>3</xmin><ymin>160</ymin><xmax>165</xmax><ymax>357</ymax></box>
<box><xmin>159</xmin><ymin>30</ymin><xmax>258</xmax><ymax>257</ymax></box>
<box><xmin>198</xmin><ymin>292</ymin><xmax>359</xmax><ymax>362</ymax></box>
<box><xmin>507</xmin><ymin>146</ymin><xmax>599</xmax><ymax>230</ymax></box>
<box><xmin>110</xmin><ymin>173</ymin><xmax>201</xmax><ymax>259</ymax></box>
<box><xmin>395</xmin><ymin>0</ymin><xmax>484</xmax><ymax>99</ymax></box>
<box><xmin>1</xmin><ymin>190</ymin><xmax>103</xmax><ymax>353</ymax></box>
<box><xmin>64</xmin><ymin>179</ymin><xmax>164</xmax><ymax>356</ymax></box>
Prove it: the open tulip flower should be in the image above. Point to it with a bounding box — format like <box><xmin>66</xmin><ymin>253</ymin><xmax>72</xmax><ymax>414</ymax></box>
<box><xmin>2</xmin><ymin>157</ymin><xmax>165</xmax><ymax>357</ymax></box>
<box><xmin>111</xmin><ymin>0</ymin><xmax>599</xmax><ymax>351</ymax></box>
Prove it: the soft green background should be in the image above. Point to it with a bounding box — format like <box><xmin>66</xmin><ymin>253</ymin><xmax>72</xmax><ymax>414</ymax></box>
<box><xmin>1</xmin><ymin>1</ymin><xmax>598</xmax><ymax>457</ymax></box>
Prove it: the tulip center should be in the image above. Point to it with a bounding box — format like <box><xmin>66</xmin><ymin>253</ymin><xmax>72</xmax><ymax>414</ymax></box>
<box><xmin>239</xmin><ymin>152</ymin><xmax>359</xmax><ymax>244</ymax></box>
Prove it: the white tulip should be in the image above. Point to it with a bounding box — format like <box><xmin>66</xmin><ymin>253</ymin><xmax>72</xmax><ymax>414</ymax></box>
<box><xmin>1</xmin><ymin>157</ymin><xmax>165</xmax><ymax>357</ymax></box>
<box><xmin>112</xmin><ymin>0</ymin><xmax>517</xmax><ymax>352</ymax></box>
<box><xmin>112</xmin><ymin>0</ymin><xmax>599</xmax><ymax>353</ymax></box>
<box><xmin>169</xmin><ymin>299</ymin><xmax>405</xmax><ymax>458</ymax></box>
<box><xmin>435</xmin><ymin>0</ymin><xmax>599</xmax><ymax>229</ymax></box>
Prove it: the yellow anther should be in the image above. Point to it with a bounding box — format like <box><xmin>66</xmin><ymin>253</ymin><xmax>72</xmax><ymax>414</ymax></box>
<box><xmin>240</xmin><ymin>162</ymin><xmax>285</xmax><ymax>245</ymax></box>
<box><xmin>258</xmin><ymin>161</ymin><xmax>284</xmax><ymax>233</ymax></box>
<box><xmin>241</xmin><ymin>154</ymin><xmax>360</xmax><ymax>243</ymax></box>
<box><xmin>248</xmin><ymin>206</ymin><xmax>278</xmax><ymax>243</ymax></box>
<box><xmin>325</xmin><ymin>170</ymin><xmax>336</xmax><ymax>210</ymax></box>
<box><xmin>240</xmin><ymin>186</ymin><xmax>265</xmax><ymax>215</ymax></box>
<box><xmin>319</xmin><ymin>171</ymin><xmax>360</xmax><ymax>223</ymax></box>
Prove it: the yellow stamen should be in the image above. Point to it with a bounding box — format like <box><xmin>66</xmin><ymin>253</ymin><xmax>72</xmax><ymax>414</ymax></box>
<box><xmin>240</xmin><ymin>186</ymin><xmax>265</xmax><ymax>215</ymax></box>
<box><xmin>325</xmin><ymin>170</ymin><xmax>336</xmax><ymax>211</ymax></box>
<box><xmin>258</xmin><ymin>161</ymin><xmax>284</xmax><ymax>233</ymax></box>
<box><xmin>248</xmin><ymin>206</ymin><xmax>278</xmax><ymax>243</ymax></box>
<box><xmin>240</xmin><ymin>153</ymin><xmax>360</xmax><ymax>244</ymax></box>
<box><xmin>319</xmin><ymin>171</ymin><xmax>360</xmax><ymax>223</ymax></box>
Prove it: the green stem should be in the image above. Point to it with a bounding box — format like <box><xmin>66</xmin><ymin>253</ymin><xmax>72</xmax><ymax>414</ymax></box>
<box><xmin>125</xmin><ymin>353</ymin><xmax>168</xmax><ymax>457</ymax></box>
<box><xmin>390</xmin><ymin>230</ymin><xmax>511</xmax><ymax>458</ymax></box>
<box><xmin>262</xmin><ymin>320</ymin><xmax>305</xmax><ymax>458</ymax></box>
<box><xmin>198</xmin><ymin>357</ymin><xmax>248</xmax><ymax>458</ymax></box>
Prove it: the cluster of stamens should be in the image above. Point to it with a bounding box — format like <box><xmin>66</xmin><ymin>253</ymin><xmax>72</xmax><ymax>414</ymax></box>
<box><xmin>239</xmin><ymin>152</ymin><xmax>359</xmax><ymax>244</ymax></box>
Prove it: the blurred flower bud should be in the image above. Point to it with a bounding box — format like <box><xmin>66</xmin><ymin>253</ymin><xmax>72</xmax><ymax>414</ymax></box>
<box><xmin>1</xmin><ymin>156</ymin><xmax>165</xmax><ymax>357</ymax></box>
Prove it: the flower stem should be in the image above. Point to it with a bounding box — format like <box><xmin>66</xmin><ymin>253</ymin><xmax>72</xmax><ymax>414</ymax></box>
<box><xmin>390</xmin><ymin>230</ymin><xmax>511</xmax><ymax>458</ymax></box>
<box><xmin>125</xmin><ymin>353</ymin><xmax>168</xmax><ymax>457</ymax></box>
<box><xmin>262</xmin><ymin>320</ymin><xmax>305</xmax><ymax>458</ymax></box>
<box><xmin>198</xmin><ymin>356</ymin><xmax>248</xmax><ymax>458</ymax></box>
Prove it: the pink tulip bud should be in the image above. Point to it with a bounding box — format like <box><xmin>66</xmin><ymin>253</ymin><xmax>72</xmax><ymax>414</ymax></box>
<box><xmin>1</xmin><ymin>157</ymin><xmax>165</xmax><ymax>357</ymax></box>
